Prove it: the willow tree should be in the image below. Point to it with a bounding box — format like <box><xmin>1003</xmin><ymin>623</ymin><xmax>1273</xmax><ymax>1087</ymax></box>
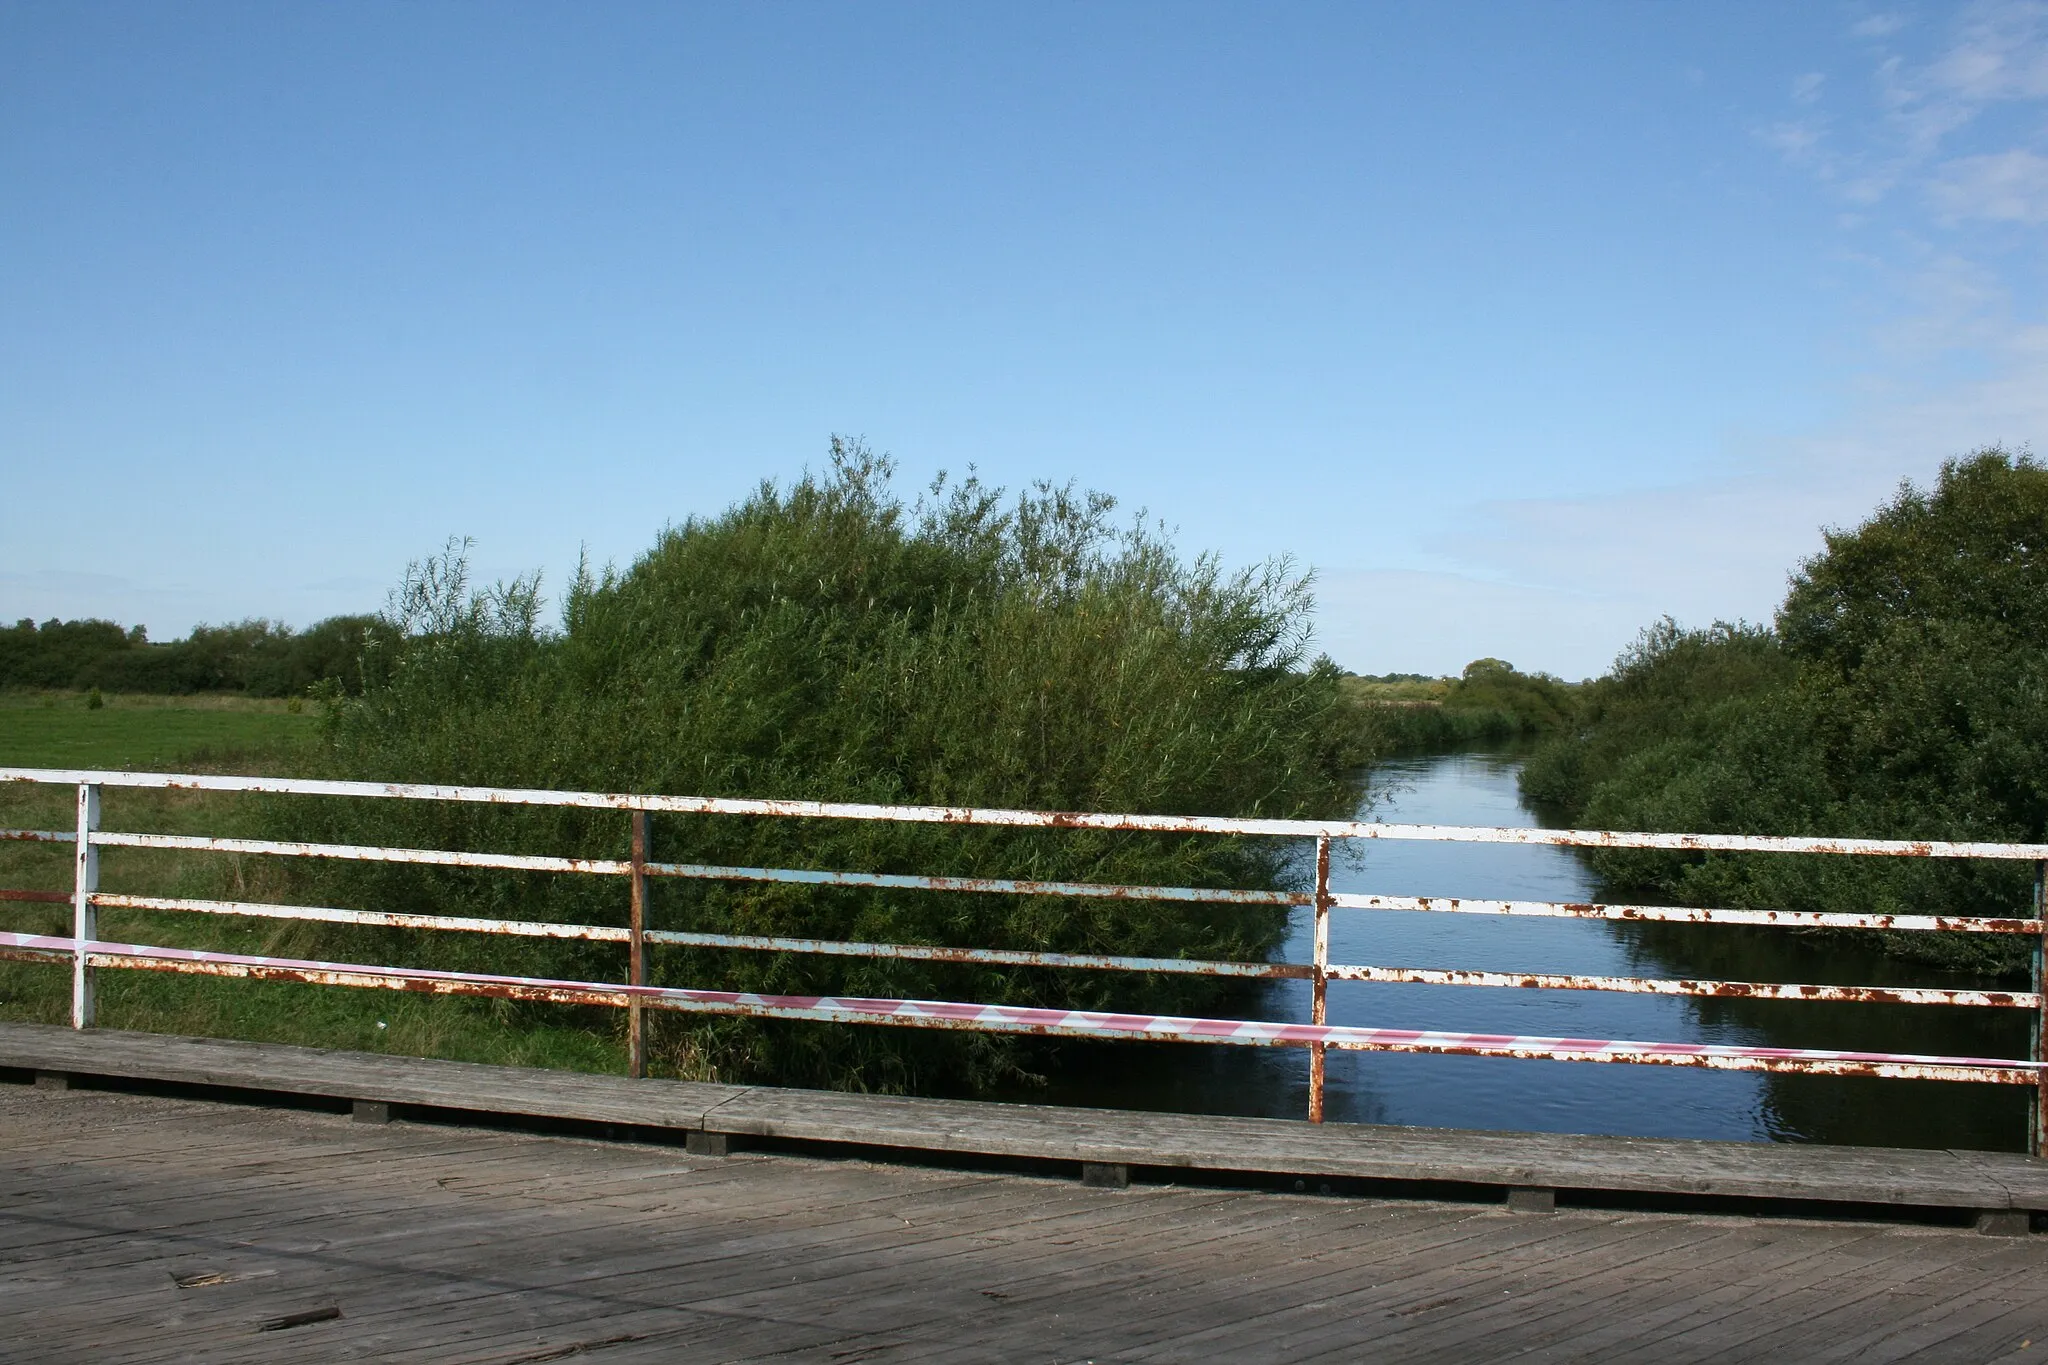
<box><xmin>288</xmin><ymin>441</ymin><xmax>1362</xmax><ymax>1089</ymax></box>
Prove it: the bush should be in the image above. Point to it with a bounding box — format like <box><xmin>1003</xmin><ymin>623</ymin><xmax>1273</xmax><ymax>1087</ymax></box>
<box><xmin>1521</xmin><ymin>449</ymin><xmax>2048</xmax><ymax>969</ymax></box>
<box><xmin>284</xmin><ymin>442</ymin><xmax>1365</xmax><ymax>1092</ymax></box>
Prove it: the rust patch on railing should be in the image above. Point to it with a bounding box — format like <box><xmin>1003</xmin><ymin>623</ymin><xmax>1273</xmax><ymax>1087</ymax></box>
<box><xmin>1322</xmin><ymin>963</ymin><xmax>2036</xmax><ymax>1008</ymax></box>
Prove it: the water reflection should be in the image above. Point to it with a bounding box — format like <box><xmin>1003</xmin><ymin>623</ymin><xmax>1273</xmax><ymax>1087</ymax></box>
<box><xmin>1018</xmin><ymin>749</ymin><xmax>2031</xmax><ymax>1151</ymax></box>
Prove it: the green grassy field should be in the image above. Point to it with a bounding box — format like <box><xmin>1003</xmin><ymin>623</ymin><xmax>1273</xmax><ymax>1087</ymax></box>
<box><xmin>0</xmin><ymin>690</ymin><xmax>318</xmax><ymax>771</ymax></box>
<box><xmin>0</xmin><ymin>691</ymin><xmax>632</xmax><ymax>1077</ymax></box>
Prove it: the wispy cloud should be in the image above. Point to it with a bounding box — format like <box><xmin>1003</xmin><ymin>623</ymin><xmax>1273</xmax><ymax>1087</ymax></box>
<box><xmin>1759</xmin><ymin>119</ymin><xmax>1828</xmax><ymax>164</ymax></box>
<box><xmin>1760</xmin><ymin>1</ymin><xmax>2048</xmax><ymax>198</ymax></box>
<box><xmin>1852</xmin><ymin>14</ymin><xmax>1908</xmax><ymax>41</ymax></box>
<box><xmin>1372</xmin><ymin>1</ymin><xmax>2048</xmax><ymax>678</ymax></box>
<box><xmin>1928</xmin><ymin>147</ymin><xmax>2048</xmax><ymax>221</ymax></box>
<box><xmin>1924</xmin><ymin>0</ymin><xmax>2048</xmax><ymax>101</ymax></box>
<box><xmin>1390</xmin><ymin>311</ymin><xmax>2048</xmax><ymax>678</ymax></box>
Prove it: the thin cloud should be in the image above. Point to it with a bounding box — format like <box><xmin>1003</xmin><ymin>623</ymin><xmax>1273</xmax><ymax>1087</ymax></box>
<box><xmin>1925</xmin><ymin>0</ymin><xmax>2048</xmax><ymax>102</ymax></box>
<box><xmin>1759</xmin><ymin>119</ymin><xmax>1827</xmax><ymax>163</ymax></box>
<box><xmin>1928</xmin><ymin>147</ymin><xmax>2048</xmax><ymax>221</ymax></box>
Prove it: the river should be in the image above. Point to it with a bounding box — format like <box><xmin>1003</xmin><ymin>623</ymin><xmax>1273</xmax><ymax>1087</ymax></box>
<box><xmin>1022</xmin><ymin>747</ymin><xmax>2032</xmax><ymax>1151</ymax></box>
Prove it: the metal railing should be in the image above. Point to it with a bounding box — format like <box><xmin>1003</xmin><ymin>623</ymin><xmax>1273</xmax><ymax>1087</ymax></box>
<box><xmin>5</xmin><ymin>766</ymin><xmax>2048</xmax><ymax>1150</ymax></box>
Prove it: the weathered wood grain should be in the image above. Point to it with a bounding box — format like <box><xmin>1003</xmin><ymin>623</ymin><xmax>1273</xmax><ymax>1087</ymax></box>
<box><xmin>8</xmin><ymin>1083</ymin><xmax>2048</xmax><ymax>1362</ymax></box>
<box><xmin>6</xmin><ymin>1020</ymin><xmax>2048</xmax><ymax>1217</ymax></box>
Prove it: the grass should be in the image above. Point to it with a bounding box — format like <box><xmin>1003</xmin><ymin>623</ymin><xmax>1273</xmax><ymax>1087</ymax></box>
<box><xmin>0</xmin><ymin>690</ymin><xmax>318</xmax><ymax>771</ymax></box>
<box><xmin>0</xmin><ymin>689</ymin><xmax>634</xmax><ymax>1077</ymax></box>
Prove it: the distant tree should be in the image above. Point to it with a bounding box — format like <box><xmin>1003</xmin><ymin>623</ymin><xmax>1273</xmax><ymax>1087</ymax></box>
<box><xmin>1</xmin><ymin>613</ymin><xmax>380</xmax><ymax>697</ymax></box>
<box><xmin>0</xmin><ymin>618</ymin><xmax>132</xmax><ymax>690</ymax></box>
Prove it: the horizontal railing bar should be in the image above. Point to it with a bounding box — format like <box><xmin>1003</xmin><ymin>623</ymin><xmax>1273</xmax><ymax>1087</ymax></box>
<box><xmin>86</xmin><ymin>894</ymin><xmax>1303</xmax><ymax>979</ymax></box>
<box><xmin>1310</xmin><ymin>1038</ymin><xmax>2035</xmax><ymax>1084</ymax></box>
<box><xmin>92</xmin><ymin>894</ymin><xmax>631</xmax><ymax>940</ymax></box>
<box><xmin>1324</xmin><ymin>963</ymin><xmax>2038</xmax><ymax>1008</ymax></box>
<box><xmin>639</xmin><ymin>930</ymin><xmax>1305</xmax><ymax>977</ymax></box>
<box><xmin>91</xmin><ymin>831</ymin><xmax>633</xmax><ymax>877</ymax></box>
<box><xmin>87</xmin><ymin>834</ymin><xmax>1296</xmax><ymax>908</ymax></box>
<box><xmin>641</xmin><ymin>860</ymin><xmax>1306</xmax><ymax>905</ymax></box>
<box><xmin>76</xmin><ymin>829</ymin><xmax>2044</xmax><ymax>933</ymax></box>
<box><xmin>77</xmin><ymin>893</ymin><xmax>2022</xmax><ymax>1002</ymax></box>
<box><xmin>1332</xmin><ymin>892</ymin><xmax>2042</xmax><ymax>935</ymax></box>
<box><xmin>1</xmin><ymin>930</ymin><xmax>2032</xmax><ymax>1084</ymax></box>
<box><xmin>8</xmin><ymin>768</ymin><xmax>2047</xmax><ymax>861</ymax></box>
<box><xmin>0</xmin><ymin>889</ymin><xmax>70</xmax><ymax>905</ymax></box>
<box><xmin>0</xmin><ymin>828</ymin><xmax>73</xmax><ymax>844</ymax></box>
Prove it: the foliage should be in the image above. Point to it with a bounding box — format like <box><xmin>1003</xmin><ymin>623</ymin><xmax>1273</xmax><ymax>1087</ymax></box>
<box><xmin>1520</xmin><ymin>449</ymin><xmax>2048</xmax><ymax>969</ymax></box>
<box><xmin>0</xmin><ymin>618</ymin><xmax>137</xmax><ymax>689</ymax></box>
<box><xmin>287</xmin><ymin>442</ymin><xmax>1363</xmax><ymax>1093</ymax></box>
<box><xmin>1517</xmin><ymin>619</ymin><xmax>1790</xmax><ymax>815</ymax></box>
<box><xmin>1342</xmin><ymin>659</ymin><xmax>1577</xmax><ymax>754</ymax></box>
<box><xmin>0</xmin><ymin>614</ymin><xmax>379</xmax><ymax>697</ymax></box>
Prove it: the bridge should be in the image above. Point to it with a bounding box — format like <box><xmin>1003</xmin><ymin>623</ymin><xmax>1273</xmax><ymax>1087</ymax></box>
<box><xmin>5</xmin><ymin>767</ymin><xmax>2048</xmax><ymax>1357</ymax></box>
<box><xmin>8</xmin><ymin>1028</ymin><xmax>2048</xmax><ymax>1361</ymax></box>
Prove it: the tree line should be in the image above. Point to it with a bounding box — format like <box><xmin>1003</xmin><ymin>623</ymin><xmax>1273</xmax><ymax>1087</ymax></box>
<box><xmin>0</xmin><ymin>614</ymin><xmax>376</xmax><ymax>696</ymax></box>
<box><xmin>1342</xmin><ymin>657</ymin><xmax>1578</xmax><ymax>751</ymax></box>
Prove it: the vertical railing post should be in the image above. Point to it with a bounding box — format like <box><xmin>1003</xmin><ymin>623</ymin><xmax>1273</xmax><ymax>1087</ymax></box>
<box><xmin>72</xmin><ymin>783</ymin><xmax>100</xmax><ymax>1030</ymax></box>
<box><xmin>2033</xmin><ymin>859</ymin><xmax>2046</xmax><ymax>1158</ymax></box>
<box><xmin>1308</xmin><ymin>835</ymin><xmax>1331</xmax><ymax>1124</ymax></box>
<box><xmin>628</xmin><ymin>809</ymin><xmax>650</xmax><ymax>1079</ymax></box>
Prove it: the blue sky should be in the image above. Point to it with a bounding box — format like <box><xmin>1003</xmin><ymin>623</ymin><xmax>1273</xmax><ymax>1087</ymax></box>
<box><xmin>4</xmin><ymin>2</ymin><xmax>2045</xmax><ymax>678</ymax></box>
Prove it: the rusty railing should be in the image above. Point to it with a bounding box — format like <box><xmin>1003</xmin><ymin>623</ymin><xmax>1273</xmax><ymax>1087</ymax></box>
<box><xmin>4</xmin><ymin>767</ymin><xmax>2047</xmax><ymax>1150</ymax></box>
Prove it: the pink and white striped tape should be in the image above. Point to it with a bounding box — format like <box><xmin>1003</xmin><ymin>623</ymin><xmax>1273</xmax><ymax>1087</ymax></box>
<box><xmin>3</xmin><ymin>931</ymin><xmax>2034</xmax><ymax>1080</ymax></box>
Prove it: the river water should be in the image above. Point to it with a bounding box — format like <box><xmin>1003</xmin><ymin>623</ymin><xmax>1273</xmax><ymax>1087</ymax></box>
<box><xmin>1026</xmin><ymin>748</ymin><xmax>2032</xmax><ymax>1151</ymax></box>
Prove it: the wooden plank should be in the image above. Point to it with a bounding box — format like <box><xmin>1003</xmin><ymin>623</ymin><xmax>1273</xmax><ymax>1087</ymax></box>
<box><xmin>16</xmin><ymin>1023</ymin><xmax>2048</xmax><ymax>1219</ymax></box>
<box><xmin>10</xmin><ymin>1021</ymin><xmax>2047</xmax><ymax>1216</ymax></box>
<box><xmin>0</xmin><ymin>1022</ymin><xmax>747</xmax><ymax>1131</ymax></box>
<box><xmin>10</xmin><ymin>1123</ymin><xmax>1071</xmax><ymax>1353</ymax></box>
<box><xmin>1482</xmin><ymin>1224</ymin><xmax>1894</xmax><ymax>1360</ymax></box>
<box><xmin>13</xmin><ymin>1088</ymin><xmax>2048</xmax><ymax>1365</ymax></box>
<box><xmin>1129</xmin><ymin>1214</ymin><xmax>1723</xmax><ymax>1361</ymax></box>
<box><xmin>699</xmin><ymin>1081</ymin><xmax>2037</xmax><ymax>1206</ymax></box>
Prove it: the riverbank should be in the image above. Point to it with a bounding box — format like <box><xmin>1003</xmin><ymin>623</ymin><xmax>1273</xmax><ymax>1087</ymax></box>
<box><xmin>1010</xmin><ymin>746</ymin><xmax>2032</xmax><ymax>1153</ymax></box>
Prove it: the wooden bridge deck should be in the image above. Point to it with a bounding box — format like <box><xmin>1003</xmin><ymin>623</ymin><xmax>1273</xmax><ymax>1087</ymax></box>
<box><xmin>7</xmin><ymin>1024</ymin><xmax>2048</xmax><ymax>1217</ymax></box>
<box><xmin>7</xmin><ymin>1081</ymin><xmax>2048</xmax><ymax>1362</ymax></box>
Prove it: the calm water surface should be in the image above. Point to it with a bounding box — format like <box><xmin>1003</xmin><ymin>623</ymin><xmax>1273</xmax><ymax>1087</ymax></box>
<box><xmin>1027</xmin><ymin>749</ymin><xmax>2031</xmax><ymax>1151</ymax></box>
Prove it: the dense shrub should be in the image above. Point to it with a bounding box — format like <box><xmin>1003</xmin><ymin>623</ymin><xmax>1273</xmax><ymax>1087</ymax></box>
<box><xmin>1517</xmin><ymin>620</ymin><xmax>1790</xmax><ymax>815</ymax></box>
<box><xmin>285</xmin><ymin>443</ymin><xmax>1364</xmax><ymax>1091</ymax></box>
<box><xmin>1521</xmin><ymin>449</ymin><xmax>2048</xmax><ymax>969</ymax></box>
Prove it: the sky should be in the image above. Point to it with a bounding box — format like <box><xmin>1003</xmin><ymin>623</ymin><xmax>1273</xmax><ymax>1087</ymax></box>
<box><xmin>3</xmin><ymin>2</ymin><xmax>2045</xmax><ymax>679</ymax></box>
